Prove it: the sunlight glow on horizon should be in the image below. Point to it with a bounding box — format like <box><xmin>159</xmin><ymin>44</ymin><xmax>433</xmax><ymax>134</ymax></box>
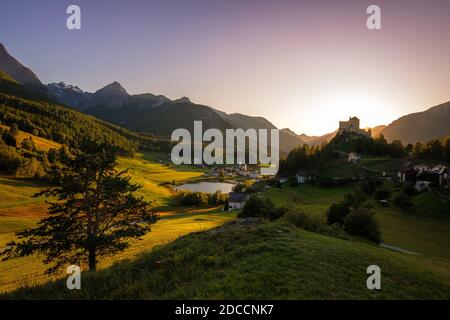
<box><xmin>260</xmin><ymin>89</ymin><xmax>403</xmax><ymax>136</ymax></box>
<box><xmin>1</xmin><ymin>0</ymin><xmax>449</xmax><ymax>137</ymax></box>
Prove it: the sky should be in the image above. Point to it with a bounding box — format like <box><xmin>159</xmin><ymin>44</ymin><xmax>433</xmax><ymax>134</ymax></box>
<box><xmin>0</xmin><ymin>0</ymin><xmax>449</xmax><ymax>136</ymax></box>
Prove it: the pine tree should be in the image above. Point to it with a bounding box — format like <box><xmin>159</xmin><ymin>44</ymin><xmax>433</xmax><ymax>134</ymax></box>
<box><xmin>1</xmin><ymin>143</ymin><xmax>157</xmax><ymax>273</ymax></box>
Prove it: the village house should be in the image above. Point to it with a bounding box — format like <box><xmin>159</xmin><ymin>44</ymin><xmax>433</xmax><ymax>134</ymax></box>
<box><xmin>296</xmin><ymin>173</ymin><xmax>307</xmax><ymax>184</ymax></box>
<box><xmin>249</xmin><ymin>172</ymin><xmax>260</xmax><ymax>179</ymax></box>
<box><xmin>415</xmin><ymin>180</ymin><xmax>432</xmax><ymax>192</ymax></box>
<box><xmin>239</xmin><ymin>163</ymin><xmax>247</xmax><ymax>171</ymax></box>
<box><xmin>277</xmin><ymin>176</ymin><xmax>288</xmax><ymax>184</ymax></box>
<box><xmin>397</xmin><ymin>167</ymin><xmax>418</xmax><ymax>185</ymax></box>
<box><xmin>413</xmin><ymin>164</ymin><xmax>431</xmax><ymax>174</ymax></box>
<box><xmin>398</xmin><ymin>164</ymin><xmax>448</xmax><ymax>191</ymax></box>
<box><xmin>428</xmin><ymin>165</ymin><xmax>448</xmax><ymax>186</ymax></box>
<box><xmin>228</xmin><ymin>192</ymin><xmax>249</xmax><ymax>211</ymax></box>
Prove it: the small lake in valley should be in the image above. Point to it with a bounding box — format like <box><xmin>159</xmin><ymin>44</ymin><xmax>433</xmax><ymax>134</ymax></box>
<box><xmin>175</xmin><ymin>182</ymin><xmax>235</xmax><ymax>193</ymax></box>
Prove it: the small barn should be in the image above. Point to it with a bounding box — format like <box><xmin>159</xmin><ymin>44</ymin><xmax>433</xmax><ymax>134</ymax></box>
<box><xmin>228</xmin><ymin>192</ymin><xmax>249</xmax><ymax>211</ymax></box>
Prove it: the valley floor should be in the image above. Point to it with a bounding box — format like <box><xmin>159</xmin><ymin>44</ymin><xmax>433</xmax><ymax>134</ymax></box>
<box><xmin>0</xmin><ymin>151</ymin><xmax>233</xmax><ymax>292</ymax></box>
<box><xmin>3</xmin><ymin>220</ymin><xmax>449</xmax><ymax>299</ymax></box>
<box><xmin>0</xmin><ymin>152</ymin><xmax>449</xmax><ymax>299</ymax></box>
<box><xmin>263</xmin><ymin>183</ymin><xmax>450</xmax><ymax>275</ymax></box>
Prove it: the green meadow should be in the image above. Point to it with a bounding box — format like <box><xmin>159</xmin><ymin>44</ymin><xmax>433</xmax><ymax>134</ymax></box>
<box><xmin>0</xmin><ymin>124</ymin><xmax>62</xmax><ymax>152</ymax></box>
<box><xmin>117</xmin><ymin>152</ymin><xmax>206</xmax><ymax>209</ymax></box>
<box><xmin>4</xmin><ymin>221</ymin><xmax>449</xmax><ymax>299</ymax></box>
<box><xmin>0</xmin><ymin>151</ymin><xmax>230</xmax><ymax>293</ymax></box>
<box><xmin>1</xmin><ymin>150</ymin><xmax>449</xmax><ymax>298</ymax></box>
<box><xmin>263</xmin><ymin>183</ymin><xmax>450</xmax><ymax>269</ymax></box>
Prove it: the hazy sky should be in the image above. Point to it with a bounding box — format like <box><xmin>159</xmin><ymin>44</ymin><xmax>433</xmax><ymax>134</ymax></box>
<box><xmin>1</xmin><ymin>0</ymin><xmax>449</xmax><ymax>135</ymax></box>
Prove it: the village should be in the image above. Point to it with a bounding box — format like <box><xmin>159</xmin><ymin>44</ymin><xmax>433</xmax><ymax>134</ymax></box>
<box><xmin>195</xmin><ymin>117</ymin><xmax>450</xmax><ymax>211</ymax></box>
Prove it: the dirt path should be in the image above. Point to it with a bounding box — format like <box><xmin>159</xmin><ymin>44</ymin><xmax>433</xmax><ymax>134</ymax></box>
<box><xmin>379</xmin><ymin>243</ymin><xmax>419</xmax><ymax>255</ymax></box>
<box><xmin>335</xmin><ymin>150</ymin><xmax>384</xmax><ymax>175</ymax></box>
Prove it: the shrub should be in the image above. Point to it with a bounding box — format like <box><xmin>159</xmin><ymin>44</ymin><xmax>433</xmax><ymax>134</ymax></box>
<box><xmin>326</xmin><ymin>202</ymin><xmax>350</xmax><ymax>225</ymax></box>
<box><xmin>271</xmin><ymin>206</ymin><xmax>289</xmax><ymax>221</ymax></box>
<box><xmin>285</xmin><ymin>208</ymin><xmax>326</xmax><ymax>232</ymax></box>
<box><xmin>232</xmin><ymin>183</ymin><xmax>245</xmax><ymax>193</ymax></box>
<box><xmin>361</xmin><ymin>178</ymin><xmax>382</xmax><ymax>195</ymax></box>
<box><xmin>393</xmin><ymin>194</ymin><xmax>414</xmax><ymax>211</ymax></box>
<box><xmin>326</xmin><ymin>190</ymin><xmax>368</xmax><ymax>225</ymax></box>
<box><xmin>208</xmin><ymin>190</ymin><xmax>228</xmax><ymax>205</ymax></box>
<box><xmin>47</xmin><ymin>148</ymin><xmax>59</xmax><ymax>163</ymax></box>
<box><xmin>316</xmin><ymin>176</ymin><xmax>336</xmax><ymax>188</ymax></box>
<box><xmin>288</xmin><ymin>176</ymin><xmax>299</xmax><ymax>187</ymax></box>
<box><xmin>1</xmin><ymin>131</ymin><xmax>17</xmax><ymax>147</ymax></box>
<box><xmin>9</xmin><ymin>123</ymin><xmax>19</xmax><ymax>136</ymax></box>
<box><xmin>342</xmin><ymin>189</ymin><xmax>367</xmax><ymax>208</ymax></box>
<box><xmin>286</xmin><ymin>209</ymin><xmax>347</xmax><ymax>239</ymax></box>
<box><xmin>374</xmin><ymin>188</ymin><xmax>391</xmax><ymax>200</ymax></box>
<box><xmin>238</xmin><ymin>195</ymin><xmax>286</xmax><ymax>221</ymax></box>
<box><xmin>403</xmin><ymin>185</ymin><xmax>417</xmax><ymax>197</ymax></box>
<box><xmin>16</xmin><ymin>157</ymin><xmax>45</xmax><ymax>178</ymax></box>
<box><xmin>177</xmin><ymin>191</ymin><xmax>208</xmax><ymax>206</ymax></box>
<box><xmin>323</xmin><ymin>223</ymin><xmax>347</xmax><ymax>239</ymax></box>
<box><xmin>344</xmin><ymin>207</ymin><xmax>381</xmax><ymax>243</ymax></box>
<box><xmin>21</xmin><ymin>137</ymin><xmax>35</xmax><ymax>151</ymax></box>
<box><xmin>0</xmin><ymin>143</ymin><xmax>23</xmax><ymax>174</ymax></box>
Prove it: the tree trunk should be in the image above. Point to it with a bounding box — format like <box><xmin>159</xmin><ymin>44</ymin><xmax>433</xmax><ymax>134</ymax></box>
<box><xmin>88</xmin><ymin>248</ymin><xmax>97</xmax><ymax>272</ymax></box>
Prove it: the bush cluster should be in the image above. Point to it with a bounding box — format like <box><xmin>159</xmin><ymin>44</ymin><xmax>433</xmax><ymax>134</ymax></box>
<box><xmin>177</xmin><ymin>190</ymin><xmax>228</xmax><ymax>207</ymax></box>
<box><xmin>238</xmin><ymin>195</ymin><xmax>287</xmax><ymax>221</ymax></box>
<box><xmin>326</xmin><ymin>190</ymin><xmax>381</xmax><ymax>243</ymax></box>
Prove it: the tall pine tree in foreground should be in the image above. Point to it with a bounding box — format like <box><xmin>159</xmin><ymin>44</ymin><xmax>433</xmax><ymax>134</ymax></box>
<box><xmin>1</xmin><ymin>143</ymin><xmax>157</xmax><ymax>272</ymax></box>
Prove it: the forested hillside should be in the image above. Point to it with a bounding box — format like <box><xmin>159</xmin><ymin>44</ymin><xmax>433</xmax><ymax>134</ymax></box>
<box><xmin>0</xmin><ymin>75</ymin><xmax>171</xmax><ymax>156</ymax></box>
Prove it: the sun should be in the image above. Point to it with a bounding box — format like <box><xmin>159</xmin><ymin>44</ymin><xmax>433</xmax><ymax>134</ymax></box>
<box><xmin>322</xmin><ymin>93</ymin><xmax>392</xmax><ymax>130</ymax></box>
<box><xmin>284</xmin><ymin>92</ymin><xmax>395</xmax><ymax>136</ymax></box>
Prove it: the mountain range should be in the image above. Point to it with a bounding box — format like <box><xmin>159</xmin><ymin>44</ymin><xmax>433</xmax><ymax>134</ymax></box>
<box><xmin>1</xmin><ymin>42</ymin><xmax>449</xmax><ymax>154</ymax></box>
<box><xmin>0</xmin><ymin>43</ymin><xmax>40</xmax><ymax>85</ymax></box>
<box><xmin>381</xmin><ymin>101</ymin><xmax>450</xmax><ymax>144</ymax></box>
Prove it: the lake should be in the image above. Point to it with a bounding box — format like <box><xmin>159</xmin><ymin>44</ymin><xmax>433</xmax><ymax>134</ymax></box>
<box><xmin>175</xmin><ymin>182</ymin><xmax>235</xmax><ymax>193</ymax></box>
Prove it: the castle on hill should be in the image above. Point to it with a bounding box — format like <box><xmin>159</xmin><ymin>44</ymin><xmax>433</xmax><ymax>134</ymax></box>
<box><xmin>338</xmin><ymin>116</ymin><xmax>371</xmax><ymax>137</ymax></box>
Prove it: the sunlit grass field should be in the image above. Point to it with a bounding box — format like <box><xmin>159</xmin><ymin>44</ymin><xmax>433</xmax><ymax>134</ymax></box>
<box><xmin>1</xmin><ymin>149</ymin><xmax>449</xmax><ymax>297</ymax></box>
<box><xmin>117</xmin><ymin>152</ymin><xmax>206</xmax><ymax>209</ymax></box>
<box><xmin>0</xmin><ymin>124</ymin><xmax>61</xmax><ymax>152</ymax></box>
<box><xmin>0</xmin><ymin>177</ymin><xmax>43</xmax><ymax>208</ymax></box>
<box><xmin>5</xmin><ymin>220</ymin><xmax>449</xmax><ymax>299</ymax></box>
<box><xmin>0</xmin><ymin>208</ymin><xmax>235</xmax><ymax>293</ymax></box>
<box><xmin>0</xmin><ymin>151</ymin><xmax>227</xmax><ymax>293</ymax></box>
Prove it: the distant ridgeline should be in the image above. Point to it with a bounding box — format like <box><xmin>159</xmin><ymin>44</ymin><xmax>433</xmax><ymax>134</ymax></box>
<box><xmin>279</xmin><ymin>115</ymin><xmax>450</xmax><ymax>176</ymax></box>
<box><xmin>0</xmin><ymin>72</ymin><xmax>172</xmax><ymax>156</ymax></box>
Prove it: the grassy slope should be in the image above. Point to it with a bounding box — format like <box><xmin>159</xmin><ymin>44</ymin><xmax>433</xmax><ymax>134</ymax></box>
<box><xmin>263</xmin><ymin>184</ymin><xmax>450</xmax><ymax>262</ymax></box>
<box><xmin>357</xmin><ymin>156</ymin><xmax>404</xmax><ymax>175</ymax></box>
<box><xmin>4</xmin><ymin>221</ymin><xmax>449</xmax><ymax>299</ymax></box>
<box><xmin>117</xmin><ymin>152</ymin><xmax>205</xmax><ymax>209</ymax></box>
<box><xmin>2</xmin><ymin>150</ymin><xmax>449</xmax><ymax>298</ymax></box>
<box><xmin>0</xmin><ymin>177</ymin><xmax>46</xmax><ymax>213</ymax></box>
<box><xmin>0</xmin><ymin>124</ymin><xmax>61</xmax><ymax>152</ymax></box>
<box><xmin>320</xmin><ymin>155</ymin><xmax>404</xmax><ymax>178</ymax></box>
<box><xmin>0</xmin><ymin>71</ymin><xmax>18</xmax><ymax>84</ymax></box>
<box><xmin>0</xmin><ymin>151</ymin><xmax>218</xmax><ymax>292</ymax></box>
<box><xmin>0</xmin><ymin>209</ymin><xmax>235</xmax><ymax>293</ymax></box>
